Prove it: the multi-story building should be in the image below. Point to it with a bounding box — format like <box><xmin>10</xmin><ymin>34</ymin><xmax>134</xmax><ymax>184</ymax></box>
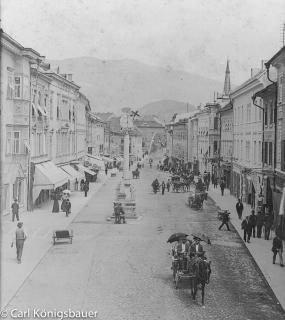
<box><xmin>231</xmin><ymin>68</ymin><xmax>271</xmax><ymax>206</ymax></box>
<box><xmin>134</xmin><ymin>115</ymin><xmax>164</xmax><ymax>154</ymax></box>
<box><xmin>196</xmin><ymin>104</ymin><xmax>220</xmax><ymax>174</ymax></box>
<box><xmin>265</xmin><ymin>46</ymin><xmax>285</xmax><ymax>221</ymax></box>
<box><xmin>1</xmin><ymin>31</ymin><xmax>43</xmax><ymax>215</ymax></box>
<box><xmin>86</xmin><ymin>112</ymin><xmax>105</xmax><ymax>156</ymax></box>
<box><xmin>165</xmin><ymin>113</ymin><xmax>190</xmax><ymax>162</ymax></box>
<box><xmin>188</xmin><ymin>114</ymin><xmax>199</xmax><ymax>173</ymax></box>
<box><xmin>218</xmin><ymin>102</ymin><xmax>233</xmax><ymax>189</ymax></box>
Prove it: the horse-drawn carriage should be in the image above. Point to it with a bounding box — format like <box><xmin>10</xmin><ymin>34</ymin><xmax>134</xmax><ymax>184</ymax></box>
<box><xmin>168</xmin><ymin>233</ymin><xmax>211</xmax><ymax>307</ymax></box>
<box><xmin>171</xmin><ymin>175</ymin><xmax>187</xmax><ymax>192</ymax></box>
<box><xmin>188</xmin><ymin>190</ymin><xmax>206</xmax><ymax>210</ymax></box>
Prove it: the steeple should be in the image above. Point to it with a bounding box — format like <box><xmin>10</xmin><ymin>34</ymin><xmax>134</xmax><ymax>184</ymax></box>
<box><xmin>223</xmin><ymin>60</ymin><xmax>231</xmax><ymax>96</ymax></box>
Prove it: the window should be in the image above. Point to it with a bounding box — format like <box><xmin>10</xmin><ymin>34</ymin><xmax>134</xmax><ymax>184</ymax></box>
<box><xmin>14</xmin><ymin>76</ymin><xmax>21</xmax><ymax>98</ymax></box>
<box><xmin>264</xmin><ymin>141</ymin><xmax>268</xmax><ymax>164</ymax></box>
<box><xmin>246</xmin><ymin>104</ymin><xmax>251</xmax><ymax>122</ymax></box>
<box><xmin>214</xmin><ymin>117</ymin><xmax>218</xmax><ymax>130</ymax></box>
<box><xmin>269</xmin><ymin>142</ymin><xmax>273</xmax><ymax>166</ymax></box>
<box><xmin>7</xmin><ymin>71</ymin><xmax>14</xmax><ymax>99</ymax></box>
<box><xmin>282</xmin><ymin>140</ymin><xmax>285</xmax><ymax>171</ymax></box>
<box><xmin>258</xmin><ymin>141</ymin><xmax>262</xmax><ymax>163</ymax></box>
<box><xmin>278</xmin><ymin>74</ymin><xmax>283</xmax><ymax>103</ymax></box>
<box><xmin>50</xmin><ymin>93</ymin><xmax>53</xmax><ymax>119</ymax></box>
<box><xmin>241</xmin><ymin>106</ymin><xmax>244</xmax><ymax>124</ymax></box>
<box><xmin>23</xmin><ymin>76</ymin><xmax>29</xmax><ymax>100</ymax></box>
<box><xmin>269</xmin><ymin>101</ymin><xmax>274</xmax><ymax>124</ymax></box>
<box><xmin>254</xmin><ymin>141</ymin><xmax>256</xmax><ymax>163</ymax></box>
<box><xmin>264</xmin><ymin>103</ymin><xmax>268</xmax><ymax>125</ymax></box>
<box><xmin>246</xmin><ymin>141</ymin><xmax>250</xmax><ymax>160</ymax></box>
<box><xmin>6</xmin><ymin>131</ymin><xmax>20</xmax><ymax>154</ymax></box>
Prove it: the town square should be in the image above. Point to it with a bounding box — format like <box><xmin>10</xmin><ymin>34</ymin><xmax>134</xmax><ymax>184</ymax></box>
<box><xmin>1</xmin><ymin>1</ymin><xmax>285</xmax><ymax>319</ymax></box>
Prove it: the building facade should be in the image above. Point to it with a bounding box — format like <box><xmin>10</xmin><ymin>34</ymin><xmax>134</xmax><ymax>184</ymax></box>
<box><xmin>231</xmin><ymin>69</ymin><xmax>271</xmax><ymax>206</ymax></box>
<box><xmin>219</xmin><ymin>103</ymin><xmax>233</xmax><ymax>189</ymax></box>
<box><xmin>1</xmin><ymin>31</ymin><xmax>42</xmax><ymax>215</ymax></box>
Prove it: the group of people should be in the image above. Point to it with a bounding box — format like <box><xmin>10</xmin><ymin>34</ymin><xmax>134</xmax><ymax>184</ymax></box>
<box><xmin>235</xmin><ymin>198</ymin><xmax>283</xmax><ymax>267</ymax></box>
<box><xmin>171</xmin><ymin>236</ymin><xmax>206</xmax><ymax>270</ymax></box>
<box><xmin>151</xmin><ymin>178</ymin><xmax>171</xmax><ymax>194</ymax></box>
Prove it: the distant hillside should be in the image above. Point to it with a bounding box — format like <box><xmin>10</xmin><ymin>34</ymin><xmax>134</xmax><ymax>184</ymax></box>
<box><xmin>49</xmin><ymin>57</ymin><xmax>223</xmax><ymax>113</ymax></box>
<box><xmin>140</xmin><ymin>100</ymin><xmax>196</xmax><ymax>123</ymax></box>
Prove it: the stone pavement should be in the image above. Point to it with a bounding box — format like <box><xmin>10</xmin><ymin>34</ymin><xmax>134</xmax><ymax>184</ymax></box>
<box><xmin>208</xmin><ymin>185</ymin><xmax>285</xmax><ymax>311</ymax></box>
<box><xmin>0</xmin><ymin>171</ymin><xmax>116</xmax><ymax>309</ymax></box>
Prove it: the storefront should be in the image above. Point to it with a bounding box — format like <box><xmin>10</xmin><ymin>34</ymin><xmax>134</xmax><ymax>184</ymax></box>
<box><xmin>32</xmin><ymin>161</ymin><xmax>70</xmax><ymax>206</ymax></box>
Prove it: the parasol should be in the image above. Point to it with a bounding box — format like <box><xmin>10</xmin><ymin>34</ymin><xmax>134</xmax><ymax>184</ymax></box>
<box><xmin>62</xmin><ymin>189</ymin><xmax>71</xmax><ymax>194</ymax></box>
<box><xmin>167</xmin><ymin>232</ymin><xmax>188</xmax><ymax>243</ymax></box>
<box><xmin>192</xmin><ymin>233</ymin><xmax>211</xmax><ymax>245</ymax></box>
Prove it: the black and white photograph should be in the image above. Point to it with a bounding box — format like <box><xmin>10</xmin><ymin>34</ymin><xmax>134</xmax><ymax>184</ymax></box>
<box><xmin>1</xmin><ymin>1</ymin><xmax>285</xmax><ymax>319</ymax></box>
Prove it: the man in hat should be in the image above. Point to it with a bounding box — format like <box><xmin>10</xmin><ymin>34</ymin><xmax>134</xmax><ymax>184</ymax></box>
<box><xmin>174</xmin><ymin>237</ymin><xmax>191</xmax><ymax>269</ymax></box>
<box><xmin>11</xmin><ymin>199</ymin><xmax>19</xmax><ymax>222</ymax></box>
<box><xmin>65</xmin><ymin>199</ymin><xmax>71</xmax><ymax>217</ymax></box>
<box><xmin>12</xmin><ymin>222</ymin><xmax>27</xmax><ymax>264</ymax></box>
<box><xmin>190</xmin><ymin>237</ymin><xmax>204</xmax><ymax>256</ymax></box>
<box><xmin>218</xmin><ymin>210</ymin><xmax>231</xmax><ymax>231</ymax></box>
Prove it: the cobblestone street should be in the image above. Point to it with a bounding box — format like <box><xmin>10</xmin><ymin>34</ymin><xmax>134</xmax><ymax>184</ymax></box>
<box><xmin>5</xmin><ymin>166</ymin><xmax>285</xmax><ymax>320</ymax></box>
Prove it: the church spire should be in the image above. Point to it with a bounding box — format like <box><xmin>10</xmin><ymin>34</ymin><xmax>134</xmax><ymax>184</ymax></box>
<box><xmin>223</xmin><ymin>60</ymin><xmax>231</xmax><ymax>96</ymax></box>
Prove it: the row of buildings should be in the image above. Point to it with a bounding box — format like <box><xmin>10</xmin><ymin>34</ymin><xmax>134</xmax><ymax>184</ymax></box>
<box><xmin>0</xmin><ymin>31</ymin><xmax>164</xmax><ymax>216</ymax></box>
<box><xmin>166</xmin><ymin>47</ymin><xmax>285</xmax><ymax>221</ymax></box>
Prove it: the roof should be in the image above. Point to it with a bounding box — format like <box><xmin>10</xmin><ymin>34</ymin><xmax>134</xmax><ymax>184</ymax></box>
<box><xmin>265</xmin><ymin>46</ymin><xmax>285</xmax><ymax>68</ymax></box>
<box><xmin>253</xmin><ymin>83</ymin><xmax>277</xmax><ymax>99</ymax></box>
<box><xmin>231</xmin><ymin>69</ymin><xmax>265</xmax><ymax>95</ymax></box>
<box><xmin>134</xmin><ymin>114</ymin><xmax>164</xmax><ymax>128</ymax></box>
<box><xmin>218</xmin><ymin>102</ymin><xmax>233</xmax><ymax>114</ymax></box>
<box><xmin>95</xmin><ymin>112</ymin><xmax>115</xmax><ymax>122</ymax></box>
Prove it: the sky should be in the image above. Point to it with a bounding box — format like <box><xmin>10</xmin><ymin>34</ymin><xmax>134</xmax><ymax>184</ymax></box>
<box><xmin>1</xmin><ymin>0</ymin><xmax>285</xmax><ymax>84</ymax></box>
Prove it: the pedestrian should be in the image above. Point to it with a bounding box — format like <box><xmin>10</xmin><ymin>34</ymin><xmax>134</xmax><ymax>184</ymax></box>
<box><xmin>220</xmin><ymin>180</ymin><xmax>225</xmax><ymax>196</ymax></box>
<box><xmin>256</xmin><ymin>211</ymin><xmax>264</xmax><ymax>238</ymax></box>
<box><xmin>161</xmin><ymin>181</ymin><xmax>165</xmax><ymax>195</ymax></box>
<box><xmin>11</xmin><ymin>199</ymin><xmax>19</xmax><ymax>222</ymax></box>
<box><xmin>105</xmin><ymin>165</ymin><xmax>108</xmax><ymax>175</ymax></box>
<box><xmin>11</xmin><ymin>222</ymin><xmax>27</xmax><ymax>264</ymax></box>
<box><xmin>83</xmin><ymin>182</ymin><xmax>89</xmax><ymax>197</ymax></box>
<box><xmin>272</xmin><ymin>234</ymin><xmax>284</xmax><ymax>267</ymax></box>
<box><xmin>65</xmin><ymin>199</ymin><xmax>71</xmax><ymax>217</ymax></box>
<box><xmin>235</xmin><ymin>198</ymin><xmax>244</xmax><ymax>220</ymax></box>
<box><xmin>52</xmin><ymin>191</ymin><xmax>60</xmax><ymax>213</ymax></box>
<box><xmin>213</xmin><ymin>177</ymin><xmax>218</xmax><ymax>189</ymax></box>
<box><xmin>75</xmin><ymin>178</ymin><xmax>79</xmax><ymax>191</ymax></box>
<box><xmin>248</xmin><ymin>210</ymin><xmax>257</xmax><ymax>238</ymax></box>
<box><xmin>264</xmin><ymin>212</ymin><xmax>273</xmax><ymax>240</ymax></box>
<box><xmin>218</xmin><ymin>210</ymin><xmax>230</xmax><ymax>231</ymax></box>
<box><xmin>166</xmin><ymin>180</ymin><xmax>171</xmax><ymax>192</ymax></box>
<box><xmin>61</xmin><ymin>195</ymin><xmax>67</xmax><ymax>212</ymax></box>
<box><xmin>80</xmin><ymin>179</ymin><xmax>85</xmax><ymax>191</ymax></box>
<box><xmin>241</xmin><ymin>216</ymin><xmax>251</xmax><ymax>243</ymax></box>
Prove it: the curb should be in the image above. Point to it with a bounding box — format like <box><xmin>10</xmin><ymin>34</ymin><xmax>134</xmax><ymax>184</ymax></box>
<box><xmin>208</xmin><ymin>194</ymin><xmax>285</xmax><ymax>313</ymax></box>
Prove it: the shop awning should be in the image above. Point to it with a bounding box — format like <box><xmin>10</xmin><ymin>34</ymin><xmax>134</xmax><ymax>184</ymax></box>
<box><xmin>60</xmin><ymin>165</ymin><xmax>84</xmax><ymax>180</ymax></box>
<box><xmin>85</xmin><ymin>154</ymin><xmax>105</xmax><ymax>170</ymax></box>
<box><xmin>76</xmin><ymin>164</ymin><xmax>96</xmax><ymax>176</ymax></box>
<box><xmin>34</xmin><ymin>161</ymin><xmax>70</xmax><ymax>189</ymax></box>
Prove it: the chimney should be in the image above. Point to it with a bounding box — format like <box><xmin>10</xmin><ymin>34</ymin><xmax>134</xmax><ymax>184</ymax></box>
<box><xmin>250</xmin><ymin>68</ymin><xmax>260</xmax><ymax>78</ymax></box>
<box><xmin>67</xmin><ymin>74</ymin><xmax>73</xmax><ymax>81</ymax></box>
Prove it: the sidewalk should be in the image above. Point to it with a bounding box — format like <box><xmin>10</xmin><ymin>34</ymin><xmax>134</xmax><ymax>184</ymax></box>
<box><xmin>208</xmin><ymin>185</ymin><xmax>285</xmax><ymax>311</ymax></box>
<box><xmin>1</xmin><ymin>171</ymin><xmax>116</xmax><ymax>308</ymax></box>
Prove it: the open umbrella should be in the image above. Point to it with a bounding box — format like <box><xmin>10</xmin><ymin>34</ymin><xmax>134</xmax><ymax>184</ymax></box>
<box><xmin>192</xmin><ymin>233</ymin><xmax>211</xmax><ymax>245</ymax></box>
<box><xmin>167</xmin><ymin>232</ymin><xmax>188</xmax><ymax>243</ymax></box>
<box><xmin>62</xmin><ymin>189</ymin><xmax>71</xmax><ymax>194</ymax></box>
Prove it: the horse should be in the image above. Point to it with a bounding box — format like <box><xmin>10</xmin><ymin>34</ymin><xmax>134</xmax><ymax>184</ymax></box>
<box><xmin>188</xmin><ymin>256</ymin><xmax>211</xmax><ymax>307</ymax></box>
<box><xmin>132</xmin><ymin>168</ymin><xmax>140</xmax><ymax>179</ymax></box>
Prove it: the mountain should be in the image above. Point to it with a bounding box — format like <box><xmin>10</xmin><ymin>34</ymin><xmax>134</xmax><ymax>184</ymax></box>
<box><xmin>49</xmin><ymin>57</ymin><xmax>223</xmax><ymax>113</ymax></box>
<box><xmin>140</xmin><ymin>100</ymin><xmax>197</xmax><ymax>123</ymax></box>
